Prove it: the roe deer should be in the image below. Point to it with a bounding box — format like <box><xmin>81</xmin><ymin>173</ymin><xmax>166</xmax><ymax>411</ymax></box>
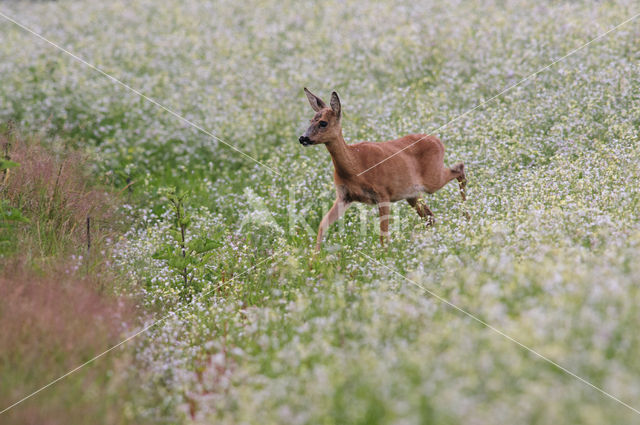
<box><xmin>299</xmin><ymin>88</ymin><xmax>467</xmax><ymax>252</ymax></box>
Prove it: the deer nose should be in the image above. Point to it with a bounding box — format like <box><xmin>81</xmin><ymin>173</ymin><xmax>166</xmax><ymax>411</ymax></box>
<box><xmin>299</xmin><ymin>136</ymin><xmax>311</xmax><ymax>145</ymax></box>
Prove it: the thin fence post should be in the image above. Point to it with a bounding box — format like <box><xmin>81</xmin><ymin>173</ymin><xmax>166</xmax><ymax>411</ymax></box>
<box><xmin>86</xmin><ymin>216</ymin><xmax>91</xmax><ymax>254</ymax></box>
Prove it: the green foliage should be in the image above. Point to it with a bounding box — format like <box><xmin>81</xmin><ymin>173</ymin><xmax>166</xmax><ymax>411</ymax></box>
<box><xmin>0</xmin><ymin>199</ymin><xmax>29</xmax><ymax>254</ymax></box>
<box><xmin>0</xmin><ymin>158</ymin><xmax>28</xmax><ymax>254</ymax></box>
<box><xmin>0</xmin><ymin>158</ymin><xmax>20</xmax><ymax>170</ymax></box>
<box><xmin>152</xmin><ymin>187</ymin><xmax>222</xmax><ymax>300</ymax></box>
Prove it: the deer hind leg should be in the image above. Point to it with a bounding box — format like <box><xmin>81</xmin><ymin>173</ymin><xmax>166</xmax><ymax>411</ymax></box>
<box><xmin>406</xmin><ymin>197</ymin><xmax>435</xmax><ymax>226</ymax></box>
<box><xmin>378</xmin><ymin>201</ymin><xmax>391</xmax><ymax>246</ymax></box>
<box><xmin>450</xmin><ymin>162</ymin><xmax>470</xmax><ymax>220</ymax></box>
<box><xmin>450</xmin><ymin>162</ymin><xmax>467</xmax><ymax>202</ymax></box>
<box><xmin>315</xmin><ymin>199</ymin><xmax>350</xmax><ymax>252</ymax></box>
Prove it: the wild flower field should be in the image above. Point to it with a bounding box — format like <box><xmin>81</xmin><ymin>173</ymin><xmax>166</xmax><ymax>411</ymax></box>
<box><xmin>1</xmin><ymin>0</ymin><xmax>640</xmax><ymax>423</ymax></box>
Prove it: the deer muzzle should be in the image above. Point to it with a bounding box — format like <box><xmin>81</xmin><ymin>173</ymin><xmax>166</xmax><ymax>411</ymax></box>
<box><xmin>299</xmin><ymin>136</ymin><xmax>313</xmax><ymax>146</ymax></box>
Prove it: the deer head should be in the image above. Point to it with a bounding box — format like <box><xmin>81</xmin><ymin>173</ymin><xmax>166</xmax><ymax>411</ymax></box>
<box><xmin>299</xmin><ymin>88</ymin><xmax>342</xmax><ymax>146</ymax></box>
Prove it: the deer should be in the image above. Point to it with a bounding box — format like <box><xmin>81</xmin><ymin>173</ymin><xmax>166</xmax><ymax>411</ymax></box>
<box><xmin>299</xmin><ymin>88</ymin><xmax>468</xmax><ymax>252</ymax></box>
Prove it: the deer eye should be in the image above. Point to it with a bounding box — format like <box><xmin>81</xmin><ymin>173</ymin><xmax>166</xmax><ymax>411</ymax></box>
<box><xmin>319</xmin><ymin>121</ymin><xmax>328</xmax><ymax>127</ymax></box>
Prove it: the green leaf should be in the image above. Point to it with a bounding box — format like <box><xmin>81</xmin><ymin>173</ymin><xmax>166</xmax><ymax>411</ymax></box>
<box><xmin>169</xmin><ymin>229</ymin><xmax>183</xmax><ymax>243</ymax></box>
<box><xmin>167</xmin><ymin>256</ymin><xmax>189</xmax><ymax>271</ymax></box>
<box><xmin>0</xmin><ymin>159</ymin><xmax>20</xmax><ymax>171</ymax></box>
<box><xmin>0</xmin><ymin>201</ymin><xmax>29</xmax><ymax>224</ymax></box>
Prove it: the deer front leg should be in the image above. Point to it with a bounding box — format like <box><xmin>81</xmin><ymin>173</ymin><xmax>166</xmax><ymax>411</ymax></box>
<box><xmin>406</xmin><ymin>197</ymin><xmax>435</xmax><ymax>226</ymax></box>
<box><xmin>315</xmin><ymin>199</ymin><xmax>350</xmax><ymax>252</ymax></box>
<box><xmin>378</xmin><ymin>201</ymin><xmax>391</xmax><ymax>246</ymax></box>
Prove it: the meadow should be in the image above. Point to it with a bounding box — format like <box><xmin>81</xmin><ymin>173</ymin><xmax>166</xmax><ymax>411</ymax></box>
<box><xmin>1</xmin><ymin>0</ymin><xmax>639</xmax><ymax>423</ymax></box>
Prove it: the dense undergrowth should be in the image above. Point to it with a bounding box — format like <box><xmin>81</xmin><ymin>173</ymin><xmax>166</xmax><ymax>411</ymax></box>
<box><xmin>0</xmin><ymin>128</ymin><xmax>149</xmax><ymax>425</ymax></box>
<box><xmin>1</xmin><ymin>0</ymin><xmax>640</xmax><ymax>423</ymax></box>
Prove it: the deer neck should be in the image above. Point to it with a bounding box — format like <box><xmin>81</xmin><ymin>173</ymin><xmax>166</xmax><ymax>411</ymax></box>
<box><xmin>325</xmin><ymin>131</ymin><xmax>356</xmax><ymax>178</ymax></box>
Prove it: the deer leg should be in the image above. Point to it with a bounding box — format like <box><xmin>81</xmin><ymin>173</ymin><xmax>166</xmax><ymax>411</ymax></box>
<box><xmin>457</xmin><ymin>175</ymin><xmax>467</xmax><ymax>202</ymax></box>
<box><xmin>378</xmin><ymin>201</ymin><xmax>391</xmax><ymax>246</ymax></box>
<box><xmin>457</xmin><ymin>175</ymin><xmax>471</xmax><ymax>220</ymax></box>
<box><xmin>406</xmin><ymin>197</ymin><xmax>435</xmax><ymax>226</ymax></box>
<box><xmin>457</xmin><ymin>170</ymin><xmax>471</xmax><ymax>221</ymax></box>
<box><xmin>450</xmin><ymin>162</ymin><xmax>470</xmax><ymax>220</ymax></box>
<box><xmin>450</xmin><ymin>162</ymin><xmax>467</xmax><ymax>202</ymax></box>
<box><xmin>315</xmin><ymin>199</ymin><xmax>350</xmax><ymax>252</ymax></box>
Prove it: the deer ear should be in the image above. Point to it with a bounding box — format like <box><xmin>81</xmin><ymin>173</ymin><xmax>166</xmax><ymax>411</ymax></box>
<box><xmin>304</xmin><ymin>87</ymin><xmax>326</xmax><ymax>112</ymax></box>
<box><xmin>330</xmin><ymin>91</ymin><xmax>341</xmax><ymax>119</ymax></box>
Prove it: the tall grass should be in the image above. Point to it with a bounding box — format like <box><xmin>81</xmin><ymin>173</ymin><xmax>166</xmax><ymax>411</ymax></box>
<box><xmin>0</xmin><ymin>129</ymin><xmax>148</xmax><ymax>424</ymax></box>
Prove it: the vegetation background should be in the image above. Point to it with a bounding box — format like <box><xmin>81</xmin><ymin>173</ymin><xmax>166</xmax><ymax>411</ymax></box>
<box><xmin>0</xmin><ymin>0</ymin><xmax>639</xmax><ymax>423</ymax></box>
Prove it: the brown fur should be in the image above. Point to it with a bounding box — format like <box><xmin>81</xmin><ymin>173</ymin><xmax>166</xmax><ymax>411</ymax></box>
<box><xmin>300</xmin><ymin>88</ymin><xmax>467</xmax><ymax>251</ymax></box>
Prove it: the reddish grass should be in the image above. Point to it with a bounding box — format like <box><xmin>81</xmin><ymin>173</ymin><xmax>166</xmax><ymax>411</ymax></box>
<box><xmin>1</xmin><ymin>130</ymin><xmax>118</xmax><ymax>256</ymax></box>
<box><xmin>0</xmin><ymin>261</ymin><xmax>140</xmax><ymax>425</ymax></box>
<box><xmin>0</xmin><ymin>129</ymin><xmax>146</xmax><ymax>424</ymax></box>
